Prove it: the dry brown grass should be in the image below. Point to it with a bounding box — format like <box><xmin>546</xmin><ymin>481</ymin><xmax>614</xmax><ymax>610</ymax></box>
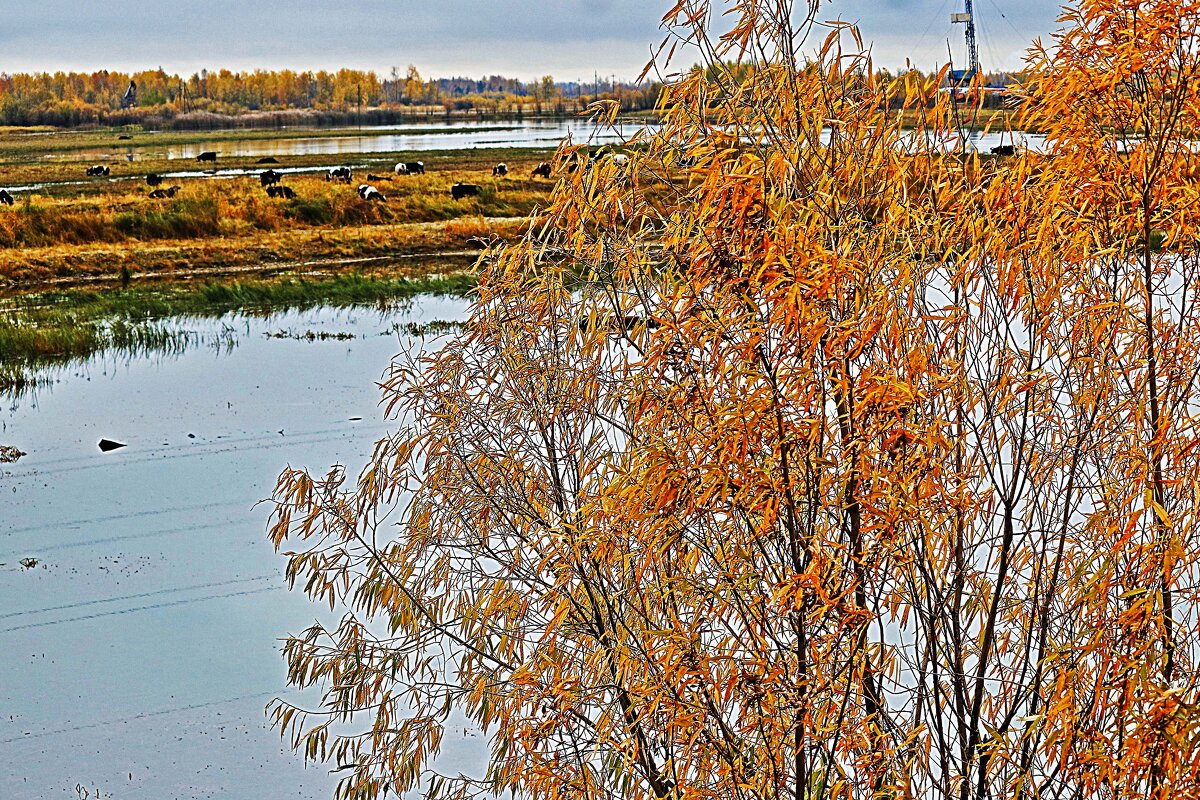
<box><xmin>0</xmin><ymin>151</ymin><xmax>554</xmax><ymax>288</ymax></box>
<box><xmin>0</xmin><ymin>216</ymin><xmax>532</xmax><ymax>287</ymax></box>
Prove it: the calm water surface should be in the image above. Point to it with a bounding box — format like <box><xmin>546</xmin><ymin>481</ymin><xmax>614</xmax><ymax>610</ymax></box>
<box><xmin>0</xmin><ymin>299</ymin><xmax>485</xmax><ymax>799</ymax></box>
<box><xmin>62</xmin><ymin>120</ymin><xmax>651</xmax><ymax>162</ymax></box>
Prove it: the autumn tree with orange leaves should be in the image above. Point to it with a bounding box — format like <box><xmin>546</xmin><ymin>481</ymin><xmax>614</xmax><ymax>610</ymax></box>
<box><xmin>268</xmin><ymin>1</ymin><xmax>1200</xmax><ymax>799</ymax></box>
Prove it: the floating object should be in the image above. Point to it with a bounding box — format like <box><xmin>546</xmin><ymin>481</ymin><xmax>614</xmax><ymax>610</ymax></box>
<box><xmin>98</xmin><ymin>439</ymin><xmax>126</xmax><ymax>452</ymax></box>
<box><xmin>19</xmin><ymin>558</ymin><xmax>38</xmax><ymax>569</ymax></box>
<box><xmin>0</xmin><ymin>445</ymin><xmax>25</xmax><ymax>463</ymax></box>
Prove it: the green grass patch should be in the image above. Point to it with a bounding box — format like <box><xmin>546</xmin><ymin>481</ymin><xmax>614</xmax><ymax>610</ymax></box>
<box><xmin>0</xmin><ymin>271</ymin><xmax>477</xmax><ymax>394</ymax></box>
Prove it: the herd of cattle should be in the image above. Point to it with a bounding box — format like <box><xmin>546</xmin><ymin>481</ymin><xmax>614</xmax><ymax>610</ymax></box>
<box><xmin>69</xmin><ymin>153</ymin><xmax>550</xmax><ymax>204</ymax></box>
<box><xmin>0</xmin><ymin>147</ymin><xmax>633</xmax><ymax>209</ymax></box>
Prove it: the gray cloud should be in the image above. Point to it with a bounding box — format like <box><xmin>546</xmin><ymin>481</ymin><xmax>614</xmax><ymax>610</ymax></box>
<box><xmin>0</xmin><ymin>0</ymin><xmax>1061</xmax><ymax>79</ymax></box>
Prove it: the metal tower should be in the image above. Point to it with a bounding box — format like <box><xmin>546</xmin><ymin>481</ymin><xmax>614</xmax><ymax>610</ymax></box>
<box><xmin>950</xmin><ymin>0</ymin><xmax>981</xmax><ymax>84</ymax></box>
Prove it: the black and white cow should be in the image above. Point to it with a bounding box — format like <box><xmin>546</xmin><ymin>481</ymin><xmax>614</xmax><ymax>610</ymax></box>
<box><xmin>260</xmin><ymin>169</ymin><xmax>283</xmax><ymax>187</ymax></box>
<box><xmin>146</xmin><ymin>173</ymin><xmax>164</xmax><ymax>187</ymax></box>
<box><xmin>86</xmin><ymin>165</ymin><xmax>110</xmax><ymax>177</ymax></box>
<box><xmin>492</xmin><ymin>163</ymin><xmax>508</xmax><ymax>177</ymax></box>
<box><xmin>326</xmin><ymin>166</ymin><xmax>353</xmax><ymax>183</ymax></box>
<box><xmin>0</xmin><ymin>189</ymin><xmax>14</xmax><ymax>206</ymax></box>
<box><xmin>358</xmin><ymin>184</ymin><xmax>387</xmax><ymax>202</ymax></box>
<box><xmin>531</xmin><ymin>162</ymin><xmax>552</xmax><ymax>179</ymax></box>
<box><xmin>267</xmin><ymin>185</ymin><xmax>297</xmax><ymax>199</ymax></box>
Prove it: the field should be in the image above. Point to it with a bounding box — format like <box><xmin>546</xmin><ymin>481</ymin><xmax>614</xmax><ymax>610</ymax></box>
<box><xmin>0</xmin><ymin>126</ymin><xmax>561</xmax><ymax>287</ymax></box>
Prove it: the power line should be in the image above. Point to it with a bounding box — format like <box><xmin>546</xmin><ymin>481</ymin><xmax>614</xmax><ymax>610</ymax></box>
<box><xmin>2</xmin><ymin>497</ymin><xmax>256</xmax><ymax>539</ymax></box>
<box><xmin>0</xmin><ymin>688</ymin><xmax>296</xmax><ymax>746</ymax></box>
<box><xmin>0</xmin><ymin>574</ymin><xmax>276</xmax><ymax>621</ymax></box>
<box><xmin>1</xmin><ymin>585</ymin><xmax>280</xmax><ymax>633</ymax></box>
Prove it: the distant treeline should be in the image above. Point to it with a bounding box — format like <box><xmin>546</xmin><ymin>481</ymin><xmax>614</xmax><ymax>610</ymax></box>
<box><xmin>0</xmin><ymin>66</ymin><xmax>665</xmax><ymax>128</ymax></box>
<box><xmin>0</xmin><ymin>63</ymin><xmax>1024</xmax><ymax>129</ymax></box>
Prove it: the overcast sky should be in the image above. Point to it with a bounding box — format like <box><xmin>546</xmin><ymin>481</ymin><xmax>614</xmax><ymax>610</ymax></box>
<box><xmin>0</xmin><ymin>1</ymin><xmax>1061</xmax><ymax>81</ymax></box>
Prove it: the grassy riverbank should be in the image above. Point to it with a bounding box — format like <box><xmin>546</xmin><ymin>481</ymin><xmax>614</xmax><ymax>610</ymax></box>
<box><xmin>0</xmin><ymin>271</ymin><xmax>477</xmax><ymax>393</ymax></box>
<box><xmin>0</xmin><ymin>126</ymin><xmax>554</xmax><ymax>393</ymax></box>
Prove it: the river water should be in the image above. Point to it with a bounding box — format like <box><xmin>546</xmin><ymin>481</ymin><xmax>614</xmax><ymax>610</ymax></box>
<box><xmin>0</xmin><ymin>299</ymin><xmax>485</xmax><ymax>799</ymax></box>
<box><xmin>61</xmin><ymin>120</ymin><xmax>1043</xmax><ymax>163</ymax></box>
<box><xmin>58</xmin><ymin>119</ymin><xmax>652</xmax><ymax>163</ymax></box>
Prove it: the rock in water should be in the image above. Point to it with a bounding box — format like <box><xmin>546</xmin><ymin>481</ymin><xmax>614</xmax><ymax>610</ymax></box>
<box><xmin>98</xmin><ymin>439</ymin><xmax>127</xmax><ymax>452</ymax></box>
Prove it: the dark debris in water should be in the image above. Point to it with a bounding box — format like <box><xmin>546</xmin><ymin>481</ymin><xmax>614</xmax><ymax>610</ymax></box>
<box><xmin>98</xmin><ymin>438</ymin><xmax>127</xmax><ymax>452</ymax></box>
<box><xmin>392</xmin><ymin>320</ymin><xmax>463</xmax><ymax>337</ymax></box>
<box><xmin>0</xmin><ymin>445</ymin><xmax>26</xmax><ymax>463</ymax></box>
<box><xmin>266</xmin><ymin>329</ymin><xmax>356</xmax><ymax>341</ymax></box>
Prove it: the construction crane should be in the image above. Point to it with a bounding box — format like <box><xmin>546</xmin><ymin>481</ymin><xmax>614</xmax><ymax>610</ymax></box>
<box><xmin>949</xmin><ymin>0</ymin><xmax>981</xmax><ymax>85</ymax></box>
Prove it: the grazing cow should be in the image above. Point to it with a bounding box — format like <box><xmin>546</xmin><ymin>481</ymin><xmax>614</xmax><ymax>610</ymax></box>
<box><xmin>146</xmin><ymin>173</ymin><xmax>164</xmax><ymax>187</ymax></box>
<box><xmin>393</xmin><ymin>162</ymin><xmax>408</xmax><ymax>176</ymax></box>
<box><xmin>0</xmin><ymin>189</ymin><xmax>14</xmax><ymax>206</ymax></box>
<box><xmin>531</xmin><ymin>162</ymin><xmax>552</xmax><ymax>179</ymax></box>
<box><xmin>326</xmin><ymin>166</ymin><xmax>353</xmax><ymax>183</ymax></box>
<box><xmin>197</xmin><ymin>151</ymin><xmax>218</xmax><ymax>163</ymax></box>
<box><xmin>260</xmin><ymin>169</ymin><xmax>282</xmax><ymax>187</ymax></box>
<box><xmin>166</xmin><ymin>185</ymin><xmax>181</xmax><ymax>197</ymax></box>
<box><xmin>367</xmin><ymin>174</ymin><xmax>390</xmax><ymax>182</ymax></box>
<box><xmin>358</xmin><ymin>184</ymin><xmax>387</xmax><ymax>202</ymax></box>
<box><xmin>267</xmin><ymin>185</ymin><xmax>297</xmax><ymax>199</ymax></box>
<box><xmin>451</xmin><ymin>183</ymin><xmax>482</xmax><ymax>200</ymax></box>
<box><xmin>990</xmin><ymin>144</ymin><xmax>1016</xmax><ymax>157</ymax></box>
<box><xmin>149</xmin><ymin>185</ymin><xmax>182</xmax><ymax>199</ymax></box>
<box><xmin>256</xmin><ymin>157</ymin><xmax>280</xmax><ymax>164</ymax></box>
<box><xmin>492</xmin><ymin>163</ymin><xmax>508</xmax><ymax>177</ymax></box>
<box><xmin>404</xmin><ymin>161</ymin><xmax>424</xmax><ymax>175</ymax></box>
<box><xmin>86</xmin><ymin>165</ymin><xmax>110</xmax><ymax>177</ymax></box>
<box><xmin>117</xmin><ymin>134</ymin><xmax>133</xmax><ymax>141</ymax></box>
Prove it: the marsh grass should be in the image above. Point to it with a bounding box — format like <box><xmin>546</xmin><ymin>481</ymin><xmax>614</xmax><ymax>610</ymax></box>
<box><xmin>0</xmin><ymin>272</ymin><xmax>476</xmax><ymax>394</ymax></box>
<box><xmin>0</xmin><ymin>175</ymin><xmax>541</xmax><ymax>250</ymax></box>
